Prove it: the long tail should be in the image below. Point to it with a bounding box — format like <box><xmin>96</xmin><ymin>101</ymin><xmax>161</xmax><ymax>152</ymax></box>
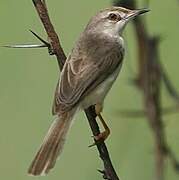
<box><xmin>28</xmin><ymin>109</ymin><xmax>76</xmax><ymax>176</ymax></box>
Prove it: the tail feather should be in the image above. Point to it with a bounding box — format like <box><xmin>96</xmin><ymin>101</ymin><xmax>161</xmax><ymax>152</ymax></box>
<box><xmin>28</xmin><ymin>110</ymin><xmax>75</xmax><ymax>176</ymax></box>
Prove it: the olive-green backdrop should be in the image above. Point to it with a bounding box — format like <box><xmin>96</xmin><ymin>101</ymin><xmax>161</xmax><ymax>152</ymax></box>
<box><xmin>0</xmin><ymin>0</ymin><xmax>178</xmax><ymax>180</ymax></box>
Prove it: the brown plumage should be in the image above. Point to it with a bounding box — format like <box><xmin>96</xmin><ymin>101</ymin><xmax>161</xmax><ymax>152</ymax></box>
<box><xmin>28</xmin><ymin>6</ymin><xmax>149</xmax><ymax>176</ymax></box>
<box><xmin>28</xmin><ymin>110</ymin><xmax>76</xmax><ymax>175</ymax></box>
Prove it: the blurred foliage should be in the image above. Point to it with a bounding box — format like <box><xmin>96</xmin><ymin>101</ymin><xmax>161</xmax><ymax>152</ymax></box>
<box><xmin>0</xmin><ymin>0</ymin><xmax>179</xmax><ymax>180</ymax></box>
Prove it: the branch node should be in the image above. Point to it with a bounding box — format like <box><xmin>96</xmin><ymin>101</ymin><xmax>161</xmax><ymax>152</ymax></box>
<box><xmin>97</xmin><ymin>169</ymin><xmax>109</xmax><ymax>179</ymax></box>
<box><xmin>29</xmin><ymin>29</ymin><xmax>55</xmax><ymax>55</ymax></box>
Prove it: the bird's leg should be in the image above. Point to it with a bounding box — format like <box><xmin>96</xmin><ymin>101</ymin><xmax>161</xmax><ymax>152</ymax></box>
<box><xmin>94</xmin><ymin>104</ymin><xmax>110</xmax><ymax>141</ymax></box>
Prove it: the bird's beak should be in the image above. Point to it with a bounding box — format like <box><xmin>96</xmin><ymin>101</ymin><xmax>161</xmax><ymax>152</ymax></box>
<box><xmin>125</xmin><ymin>8</ymin><xmax>150</xmax><ymax>20</ymax></box>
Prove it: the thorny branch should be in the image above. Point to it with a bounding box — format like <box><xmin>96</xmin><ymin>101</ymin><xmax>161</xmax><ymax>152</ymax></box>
<box><xmin>32</xmin><ymin>0</ymin><xmax>119</xmax><ymax>179</ymax></box>
<box><xmin>32</xmin><ymin>0</ymin><xmax>66</xmax><ymax>69</ymax></box>
<box><xmin>114</xmin><ymin>0</ymin><xmax>179</xmax><ymax>179</ymax></box>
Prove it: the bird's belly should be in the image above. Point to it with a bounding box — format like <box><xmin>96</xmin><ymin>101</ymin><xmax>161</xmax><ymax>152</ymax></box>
<box><xmin>81</xmin><ymin>64</ymin><xmax>122</xmax><ymax>109</ymax></box>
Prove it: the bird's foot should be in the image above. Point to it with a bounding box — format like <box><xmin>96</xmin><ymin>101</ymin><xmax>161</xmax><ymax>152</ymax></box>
<box><xmin>89</xmin><ymin>129</ymin><xmax>110</xmax><ymax>147</ymax></box>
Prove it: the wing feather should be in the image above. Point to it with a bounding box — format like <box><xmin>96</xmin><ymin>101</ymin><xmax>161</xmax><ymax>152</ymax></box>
<box><xmin>52</xmin><ymin>46</ymin><xmax>124</xmax><ymax>114</ymax></box>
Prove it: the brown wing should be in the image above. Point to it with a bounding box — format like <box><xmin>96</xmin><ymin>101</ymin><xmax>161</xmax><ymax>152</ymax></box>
<box><xmin>52</xmin><ymin>49</ymin><xmax>123</xmax><ymax>115</ymax></box>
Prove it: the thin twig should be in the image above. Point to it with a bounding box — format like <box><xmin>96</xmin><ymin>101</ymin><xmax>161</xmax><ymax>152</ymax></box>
<box><xmin>32</xmin><ymin>0</ymin><xmax>119</xmax><ymax>179</ymax></box>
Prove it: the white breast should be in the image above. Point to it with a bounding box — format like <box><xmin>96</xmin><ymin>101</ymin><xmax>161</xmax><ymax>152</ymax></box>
<box><xmin>81</xmin><ymin>64</ymin><xmax>122</xmax><ymax>110</ymax></box>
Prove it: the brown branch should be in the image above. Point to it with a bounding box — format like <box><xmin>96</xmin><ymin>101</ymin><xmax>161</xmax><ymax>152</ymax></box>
<box><xmin>32</xmin><ymin>0</ymin><xmax>119</xmax><ymax>179</ymax></box>
<box><xmin>114</xmin><ymin>0</ymin><xmax>179</xmax><ymax>179</ymax></box>
<box><xmin>32</xmin><ymin>0</ymin><xmax>66</xmax><ymax>69</ymax></box>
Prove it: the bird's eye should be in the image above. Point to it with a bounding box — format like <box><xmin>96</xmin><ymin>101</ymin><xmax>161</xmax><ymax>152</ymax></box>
<box><xmin>108</xmin><ymin>13</ymin><xmax>121</xmax><ymax>21</ymax></box>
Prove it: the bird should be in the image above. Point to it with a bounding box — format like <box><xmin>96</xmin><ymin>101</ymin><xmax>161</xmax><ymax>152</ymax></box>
<box><xmin>28</xmin><ymin>6</ymin><xmax>149</xmax><ymax>176</ymax></box>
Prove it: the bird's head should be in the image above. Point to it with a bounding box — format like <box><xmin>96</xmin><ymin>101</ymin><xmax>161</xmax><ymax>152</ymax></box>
<box><xmin>85</xmin><ymin>7</ymin><xmax>149</xmax><ymax>36</ymax></box>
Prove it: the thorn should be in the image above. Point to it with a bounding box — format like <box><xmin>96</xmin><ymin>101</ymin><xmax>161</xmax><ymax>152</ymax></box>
<box><xmin>88</xmin><ymin>142</ymin><xmax>96</xmax><ymax>148</ymax></box>
<box><xmin>97</xmin><ymin>169</ymin><xmax>105</xmax><ymax>174</ymax></box>
<box><xmin>29</xmin><ymin>29</ymin><xmax>55</xmax><ymax>55</ymax></box>
<box><xmin>97</xmin><ymin>169</ymin><xmax>108</xmax><ymax>179</ymax></box>
<box><xmin>88</xmin><ymin>138</ymin><xmax>104</xmax><ymax>148</ymax></box>
<box><xmin>29</xmin><ymin>29</ymin><xmax>50</xmax><ymax>47</ymax></box>
<box><xmin>2</xmin><ymin>30</ymin><xmax>52</xmax><ymax>50</ymax></box>
<box><xmin>2</xmin><ymin>44</ymin><xmax>47</xmax><ymax>48</ymax></box>
<box><xmin>88</xmin><ymin>135</ymin><xmax>96</xmax><ymax>147</ymax></box>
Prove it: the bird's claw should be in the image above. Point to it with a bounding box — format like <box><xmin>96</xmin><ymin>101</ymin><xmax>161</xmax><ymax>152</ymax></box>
<box><xmin>89</xmin><ymin>130</ymin><xmax>110</xmax><ymax>147</ymax></box>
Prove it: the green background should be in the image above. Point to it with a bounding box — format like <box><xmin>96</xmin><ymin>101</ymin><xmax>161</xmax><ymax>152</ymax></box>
<box><xmin>0</xmin><ymin>0</ymin><xmax>179</xmax><ymax>180</ymax></box>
